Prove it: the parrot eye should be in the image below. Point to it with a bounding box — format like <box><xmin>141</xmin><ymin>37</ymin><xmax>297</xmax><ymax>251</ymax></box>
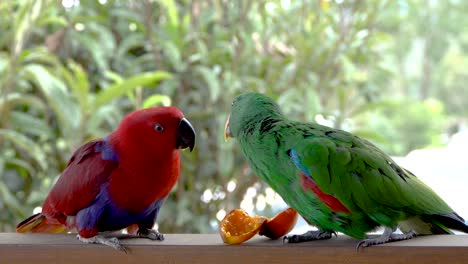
<box><xmin>154</xmin><ymin>124</ymin><xmax>164</xmax><ymax>132</ymax></box>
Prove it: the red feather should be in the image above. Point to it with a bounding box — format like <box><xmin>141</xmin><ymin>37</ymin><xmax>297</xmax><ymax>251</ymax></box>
<box><xmin>300</xmin><ymin>173</ymin><xmax>350</xmax><ymax>214</ymax></box>
<box><xmin>42</xmin><ymin>140</ymin><xmax>118</xmax><ymax>224</ymax></box>
<box><xmin>105</xmin><ymin>107</ymin><xmax>183</xmax><ymax>212</ymax></box>
<box><xmin>17</xmin><ymin>107</ymin><xmax>191</xmax><ymax>238</ymax></box>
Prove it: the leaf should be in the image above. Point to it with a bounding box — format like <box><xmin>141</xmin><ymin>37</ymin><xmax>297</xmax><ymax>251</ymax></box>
<box><xmin>10</xmin><ymin>111</ymin><xmax>53</xmax><ymax>138</ymax></box>
<box><xmin>87</xmin><ymin>104</ymin><xmax>123</xmax><ymax>137</ymax></box>
<box><xmin>277</xmin><ymin>89</ymin><xmax>305</xmax><ymax>115</ymax></box>
<box><xmin>4</xmin><ymin>157</ymin><xmax>34</xmax><ymax>197</ymax></box>
<box><xmin>93</xmin><ymin>71</ymin><xmax>172</xmax><ymax>109</ymax></box>
<box><xmin>109</xmin><ymin>8</ymin><xmax>142</xmax><ymax>24</ymax></box>
<box><xmin>5</xmin><ymin>157</ymin><xmax>35</xmax><ymax>182</ymax></box>
<box><xmin>0</xmin><ymin>52</ymin><xmax>8</xmax><ymax>74</ymax></box>
<box><xmin>0</xmin><ymin>181</ymin><xmax>22</xmax><ymax>213</ymax></box>
<box><xmin>36</xmin><ymin>15</ymin><xmax>68</xmax><ymax>28</ymax></box>
<box><xmin>115</xmin><ymin>33</ymin><xmax>146</xmax><ymax>60</ymax></box>
<box><xmin>195</xmin><ymin>66</ymin><xmax>220</xmax><ymax>102</ymax></box>
<box><xmin>0</xmin><ymin>93</ymin><xmax>46</xmax><ymax>112</ymax></box>
<box><xmin>0</xmin><ymin>129</ymin><xmax>47</xmax><ymax>170</ymax></box>
<box><xmin>20</xmin><ymin>47</ymin><xmax>62</xmax><ymax>66</ymax></box>
<box><xmin>22</xmin><ymin>64</ymin><xmax>81</xmax><ymax>138</ymax></box>
<box><xmin>66</xmin><ymin>61</ymin><xmax>90</xmax><ymax>111</ymax></box>
<box><xmin>349</xmin><ymin>100</ymin><xmax>400</xmax><ymax>117</ymax></box>
<box><xmin>162</xmin><ymin>41</ymin><xmax>185</xmax><ymax>72</ymax></box>
<box><xmin>162</xmin><ymin>0</ymin><xmax>179</xmax><ymax>28</ymax></box>
<box><xmin>340</xmin><ymin>55</ymin><xmax>357</xmax><ymax>82</ymax></box>
<box><xmin>86</xmin><ymin>22</ymin><xmax>116</xmax><ymax>59</ymax></box>
<box><xmin>351</xmin><ymin>129</ymin><xmax>390</xmax><ymax>145</ymax></box>
<box><xmin>160</xmin><ymin>0</ymin><xmax>182</xmax><ymax>48</ymax></box>
<box><xmin>142</xmin><ymin>94</ymin><xmax>172</xmax><ymax>108</ymax></box>
<box><xmin>73</xmin><ymin>32</ymin><xmax>108</xmax><ymax>72</ymax></box>
<box><xmin>104</xmin><ymin>71</ymin><xmax>124</xmax><ymax>84</ymax></box>
<box><xmin>13</xmin><ymin>0</ymin><xmax>43</xmax><ymax>55</ymax></box>
<box><xmin>278</xmin><ymin>62</ymin><xmax>297</xmax><ymax>85</ymax></box>
<box><xmin>304</xmin><ymin>88</ymin><xmax>321</xmax><ymax>121</ymax></box>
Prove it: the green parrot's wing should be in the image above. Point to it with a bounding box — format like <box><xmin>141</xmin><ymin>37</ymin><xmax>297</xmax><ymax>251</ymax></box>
<box><xmin>289</xmin><ymin>129</ymin><xmax>453</xmax><ymax>227</ymax></box>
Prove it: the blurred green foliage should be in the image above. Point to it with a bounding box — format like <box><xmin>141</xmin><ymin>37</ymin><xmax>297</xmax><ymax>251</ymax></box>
<box><xmin>0</xmin><ymin>0</ymin><xmax>467</xmax><ymax>233</ymax></box>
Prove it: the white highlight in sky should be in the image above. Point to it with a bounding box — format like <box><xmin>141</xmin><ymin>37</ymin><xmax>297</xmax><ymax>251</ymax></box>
<box><xmin>201</xmin><ymin>189</ymin><xmax>213</xmax><ymax>203</ymax></box>
<box><xmin>216</xmin><ymin>209</ymin><xmax>226</xmax><ymax>221</ymax></box>
<box><xmin>74</xmin><ymin>23</ymin><xmax>85</xmax><ymax>31</ymax></box>
<box><xmin>33</xmin><ymin>206</ymin><xmax>42</xmax><ymax>214</ymax></box>
<box><xmin>62</xmin><ymin>0</ymin><xmax>79</xmax><ymax>9</ymax></box>
<box><xmin>227</xmin><ymin>180</ymin><xmax>236</xmax><ymax>192</ymax></box>
<box><xmin>256</xmin><ymin>194</ymin><xmax>266</xmax><ymax>211</ymax></box>
<box><xmin>245</xmin><ymin>187</ymin><xmax>257</xmax><ymax>198</ymax></box>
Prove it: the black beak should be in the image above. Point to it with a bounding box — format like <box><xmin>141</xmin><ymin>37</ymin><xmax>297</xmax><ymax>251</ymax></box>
<box><xmin>176</xmin><ymin>118</ymin><xmax>195</xmax><ymax>151</ymax></box>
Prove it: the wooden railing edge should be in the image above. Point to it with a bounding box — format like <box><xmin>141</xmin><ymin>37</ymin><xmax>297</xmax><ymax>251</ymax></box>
<box><xmin>1</xmin><ymin>233</ymin><xmax>467</xmax><ymax>264</ymax></box>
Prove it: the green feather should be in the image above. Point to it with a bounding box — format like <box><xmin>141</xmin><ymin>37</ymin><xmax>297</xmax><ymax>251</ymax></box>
<box><xmin>228</xmin><ymin>92</ymin><xmax>468</xmax><ymax>238</ymax></box>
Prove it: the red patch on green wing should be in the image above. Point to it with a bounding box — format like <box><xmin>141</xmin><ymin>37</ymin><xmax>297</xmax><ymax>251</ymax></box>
<box><xmin>300</xmin><ymin>173</ymin><xmax>350</xmax><ymax>214</ymax></box>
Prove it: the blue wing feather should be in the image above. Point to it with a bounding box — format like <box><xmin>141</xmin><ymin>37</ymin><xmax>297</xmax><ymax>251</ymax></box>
<box><xmin>76</xmin><ymin>184</ymin><xmax>166</xmax><ymax>232</ymax></box>
<box><xmin>289</xmin><ymin>148</ymin><xmax>312</xmax><ymax>178</ymax></box>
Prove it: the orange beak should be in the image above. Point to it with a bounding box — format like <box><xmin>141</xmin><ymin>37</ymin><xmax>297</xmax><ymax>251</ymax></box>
<box><xmin>224</xmin><ymin>113</ymin><xmax>232</xmax><ymax>142</ymax></box>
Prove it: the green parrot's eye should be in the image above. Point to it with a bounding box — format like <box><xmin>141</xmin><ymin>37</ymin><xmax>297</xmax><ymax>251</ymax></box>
<box><xmin>154</xmin><ymin>124</ymin><xmax>164</xmax><ymax>132</ymax></box>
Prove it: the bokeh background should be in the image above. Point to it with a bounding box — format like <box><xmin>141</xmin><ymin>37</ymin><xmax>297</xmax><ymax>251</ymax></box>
<box><xmin>1</xmin><ymin>0</ymin><xmax>467</xmax><ymax>233</ymax></box>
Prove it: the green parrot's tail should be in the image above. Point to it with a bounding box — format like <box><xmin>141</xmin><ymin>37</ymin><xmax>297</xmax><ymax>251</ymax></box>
<box><xmin>422</xmin><ymin>212</ymin><xmax>468</xmax><ymax>234</ymax></box>
<box><xmin>401</xmin><ymin>212</ymin><xmax>468</xmax><ymax>235</ymax></box>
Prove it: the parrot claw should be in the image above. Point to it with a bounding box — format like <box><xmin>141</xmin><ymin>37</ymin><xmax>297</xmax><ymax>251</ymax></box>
<box><xmin>137</xmin><ymin>228</ymin><xmax>165</xmax><ymax>241</ymax></box>
<box><xmin>77</xmin><ymin>234</ymin><xmax>128</xmax><ymax>253</ymax></box>
<box><xmin>356</xmin><ymin>227</ymin><xmax>417</xmax><ymax>250</ymax></box>
<box><xmin>283</xmin><ymin>230</ymin><xmax>334</xmax><ymax>244</ymax></box>
<box><xmin>331</xmin><ymin>231</ymin><xmax>338</xmax><ymax>238</ymax></box>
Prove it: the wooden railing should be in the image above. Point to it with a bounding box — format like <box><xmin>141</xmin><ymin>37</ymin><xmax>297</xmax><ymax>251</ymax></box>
<box><xmin>0</xmin><ymin>233</ymin><xmax>467</xmax><ymax>263</ymax></box>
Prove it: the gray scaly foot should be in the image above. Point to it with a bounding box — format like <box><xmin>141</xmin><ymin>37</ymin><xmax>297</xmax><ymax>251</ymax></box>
<box><xmin>283</xmin><ymin>230</ymin><xmax>336</xmax><ymax>243</ymax></box>
<box><xmin>357</xmin><ymin>227</ymin><xmax>417</xmax><ymax>250</ymax></box>
<box><xmin>77</xmin><ymin>234</ymin><xmax>128</xmax><ymax>252</ymax></box>
<box><xmin>138</xmin><ymin>228</ymin><xmax>165</xmax><ymax>241</ymax></box>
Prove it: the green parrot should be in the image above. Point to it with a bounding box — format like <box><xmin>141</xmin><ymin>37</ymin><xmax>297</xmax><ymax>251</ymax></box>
<box><xmin>224</xmin><ymin>92</ymin><xmax>468</xmax><ymax>248</ymax></box>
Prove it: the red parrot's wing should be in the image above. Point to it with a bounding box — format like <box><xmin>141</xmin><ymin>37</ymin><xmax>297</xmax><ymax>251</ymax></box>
<box><xmin>42</xmin><ymin>139</ymin><xmax>119</xmax><ymax>222</ymax></box>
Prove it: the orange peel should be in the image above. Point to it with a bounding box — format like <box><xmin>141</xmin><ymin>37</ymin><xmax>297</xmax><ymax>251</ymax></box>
<box><xmin>219</xmin><ymin>209</ymin><xmax>267</xmax><ymax>245</ymax></box>
<box><xmin>259</xmin><ymin>208</ymin><xmax>298</xmax><ymax>239</ymax></box>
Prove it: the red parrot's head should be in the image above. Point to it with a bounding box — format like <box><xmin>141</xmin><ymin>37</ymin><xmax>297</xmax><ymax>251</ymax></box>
<box><xmin>111</xmin><ymin>107</ymin><xmax>195</xmax><ymax>155</ymax></box>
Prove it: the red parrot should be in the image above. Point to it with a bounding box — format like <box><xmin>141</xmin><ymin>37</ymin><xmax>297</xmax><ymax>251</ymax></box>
<box><xmin>16</xmin><ymin>106</ymin><xmax>195</xmax><ymax>251</ymax></box>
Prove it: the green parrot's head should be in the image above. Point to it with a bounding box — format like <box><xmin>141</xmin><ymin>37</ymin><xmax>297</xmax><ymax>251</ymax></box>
<box><xmin>225</xmin><ymin>92</ymin><xmax>282</xmax><ymax>140</ymax></box>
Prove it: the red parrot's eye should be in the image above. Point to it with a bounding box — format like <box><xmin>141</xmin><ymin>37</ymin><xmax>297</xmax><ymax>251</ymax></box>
<box><xmin>154</xmin><ymin>124</ymin><xmax>164</xmax><ymax>132</ymax></box>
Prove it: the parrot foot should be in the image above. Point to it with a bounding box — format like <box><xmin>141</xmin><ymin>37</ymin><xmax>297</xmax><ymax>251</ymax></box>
<box><xmin>356</xmin><ymin>227</ymin><xmax>417</xmax><ymax>250</ymax></box>
<box><xmin>283</xmin><ymin>230</ymin><xmax>335</xmax><ymax>244</ymax></box>
<box><xmin>137</xmin><ymin>228</ymin><xmax>165</xmax><ymax>241</ymax></box>
<box><xmin>77</xmin><ymin>234</ymin><xmax>128</xmax><ymax>253</ymax></box>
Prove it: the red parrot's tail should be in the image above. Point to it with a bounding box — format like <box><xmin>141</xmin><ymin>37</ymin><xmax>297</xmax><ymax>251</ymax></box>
<box><xmin>16</xmin><ymin>213</ymin><xmax>67</xmax><ymax>233</ymax></box>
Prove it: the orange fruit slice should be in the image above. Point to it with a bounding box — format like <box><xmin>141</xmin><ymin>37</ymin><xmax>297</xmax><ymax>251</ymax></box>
<box><xmin>126</xmin><ymin>224</ymin><xmax>139</xmax><ymax>235</ymax></box>
<box><xmin>259</xmin><ymin>208</ymin><xmax>298</xmax><ymax>239</ymax></box>
<box><xmin>219</xmin><ymin>209</ymin><xmax>267</xmax><ymax>245</ymax></box>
